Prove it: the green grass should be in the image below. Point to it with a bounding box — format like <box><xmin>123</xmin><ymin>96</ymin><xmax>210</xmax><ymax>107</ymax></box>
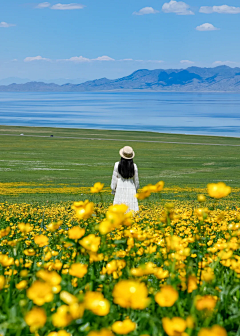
<box><xmin>1</xmin><ymin>125</ymin><xmax>240</xmax><ymax>203</ymax></box>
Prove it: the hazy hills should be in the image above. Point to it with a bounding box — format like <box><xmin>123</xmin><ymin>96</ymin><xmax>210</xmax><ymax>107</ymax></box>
<box><xmin>1</xmin><ymin>66</ymin><xmax>240</xmax><ymax>92</ymax></box>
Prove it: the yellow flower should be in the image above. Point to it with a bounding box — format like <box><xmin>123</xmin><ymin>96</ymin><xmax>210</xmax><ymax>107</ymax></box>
<box><xmin>162</xmin><ymin>317</ymin><xmax>187</xmax><ymax>336</ymax></box>
<box><xmin>136</xmin><ymin>186</ymin><xmax>151</xmax><ymax>200</ymax></box>
<box><xmin>60</xmin><ymin>291</ymin><xmax>78</xmax><ymax>305</ymax></box>
<box><xmin>18</xmin><ymin>223</ymin><xmax>33</xmax><ymax>234</ymax></box>
<box><xmin>207</xmin><ymin>182</ymin><xmax>231</xmax><ymax>199</ymax></box>
<box><xmin>52</xmin><ymin>305</ymin><xmax>73</xmax><ymax>328</ymax></box>
<box><xmin>0</xmin><ymin>226</ymin><xmax>10</xmax><ymax>238</ymax></box>
<box><xmin>201</xmin><ymin>268</ymin><xmax>215</xmax><ymax>282</ymax></box>
<box><xmin>187</xmin><ymin>275</ymin><xmax>198</xmax><ymax>293</ymax></box>
<box><xmin>84</xmin><ymin>291</ymin><xmax>110</xmax><ymax>316</ymax></box>
<box><xmin>99</xmin><ymin>204</ymin><xmax>133</xmax><ymax>234</ymax></box>
<box><xmin>69</xmin><ymin>302</ymin><xmax>85</xmax><ymax>319</ymax></box>
<box><xmin>91</xmin><ymin>182</ymin><xmax>104</xmax><ymax>193</ymax></box>
<box><xmin>37</xmin><ymin>270</ymin><xmax>62</xmax><ymax>286</ymax></box>
<box><xmin>20</xmin><ymin>270</ymin><xmax>28</xmax><ymax>277</ymax></box>
<box><xmin>0</xmin><ymin>275</ymin><xmax>5</xmax><ymax>290</ymax></box>
<box><xmin>34</xmin><ymin>234</ymin><xmax>49</xmax><ymax>247</ymax></box>
<box><xmin>25</xmin><ymin>307</ymin><xmax>47</xmax><ymax>332</ymax></box>
<box><xmin>0</xmin><ymin>254</ymin><xmax>14</xmax><ymax>267</ymax></box>
<box><xmin>46</xmin><ymin>220</ymin><xmax>62</xmax><ymax>232</ymax></box>
<box><xmin>155</xmin><ymin>285</ymin><xmax>179</xmax><ymax>307</ymax></box>
<box><xmin>112</xmin><ymin>319</ymin><xmax>136</xmax><ymax>334</ymax></box>
<box><xmin>154</xmin><ymin>268</ymin><xmax>169</xmax><ymax>279</ymax></box>
<box><xmin>72</xmin><ymin>200</ymin><xmax>94</xmax><ymax>220</ymax></box>
<box><xmin>24</xmin><ymin>248</ymin><xmax>35</xmax><ymax>256</ymax></box>
<box><xmin>198</xmin><ymin>325</ymin><xmax>227</xmax><ymax>336</ymax></box>
<box><xmin>155</xmin><ymin>180</ymin><xmax>164</xmax><ymax>192</ymax></box>
<box><xmin>113</xmin><ymin>280</ymin><xmax>150</xmax><ymax>309</ymax></box>
<box><xmin>195</xmin><ymin>208</ymin><xmax>209</xmax><ymax>221</ymax></box>
<box><xmin>16</xmin><ymin>280</ymin><xmax>28</xmax><ymax>290</ymax></box>
<box><xmin>27</xmin><ymin>280</ymin><xmax>53</xmax><ymax>306</ymax></box>
<box><xmin>198</xmin><ymin>194</ymin><xmax>206</xmax><ymax>203</ymax></box>
<box><xmin>195</xmin><ymin>295</ymin><xmax>217</xmax><ymax>311</ymax></box>
<box><xmin>99</xmin><ymin>219</ymin><xmax>113</xmax><ymax>235</ymax></box>
<box><xmin>68</xmin><ymin>226</ymin><xmax>85</xmax><ymax>240</ymax></box>
<box><xmin>48</xmin><ymin>332</ymin><xmax>71</xmax><ymax>336</ymax></box>
<box><xmin>80</xmin><ymin>234</ymin><xmax>101</xmax><ymax>252</ymax></box>
<box><xmin>88</xmin><ymin>329</ymin><xmax>114</xmax><ymax>336</ymax></box>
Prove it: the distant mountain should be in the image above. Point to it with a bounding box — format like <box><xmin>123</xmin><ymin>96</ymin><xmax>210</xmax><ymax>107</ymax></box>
<box><xmin>38</xmin><ymin>78</ymin><xmax>89</xmax><ymax>85</ymax></box>
<box><xmin>0</xmin><ymin>77</ymin><xmax>89</xmax><ymax>86</ymax></box>
<box><xmin>1</xmin><ymin>66</ymin><xmax>240</xmax><ymax>92</ymax></box>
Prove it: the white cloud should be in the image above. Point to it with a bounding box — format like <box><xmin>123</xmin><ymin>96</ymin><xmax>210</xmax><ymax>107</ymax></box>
<box><xmin>196</xmin><ymin>23</ymin><xmax>219</xmax><ymax>31</ymax></box>
<box><xmin>0</xmin><ymin>22</ymin><xmax>16</xmax><ymax>28</ymax></box>
<box><xmin>24</xmin><ymin>56</ymin><xmax>51</xmax><ymax>62</ymax></box>
<box><xmin>180</xmin><ymin>60</ymin><xmax>194</xmax><ymax>64</ymax></box>
<box><xmin>162</xmin><ymin>1</ymin><xmax>194</xmax><ymax>15</ymax></box>
<box><xmin>213</xmin><ymin>61</ymin><xmax>238</xmax><ymax>66</ymax></box>
<box><xmin>93</xmin><ymin>56</ymin><xmax>115</xmax><ymax>61</ymax></box>
<box><xmin>36</xmin><ymin>2</ymin><xmax>51</xmax><ymax>8</ymax></box>
<box><xmin>133</xmin><ymin>7</ymin><xmax>159</xmax><ymax>15</ymax></box>
<box><xmin>51</xmin><ymin>3</ymin><xmax>85</xmax><ymax>10</ymax></box>
<box><xmin>63</xmin><ymin>55</ymin><xmax>115</xmax><ymax>62</ymax></box>
<box><xmin>200</xmin><ymin>5</ymin><xmax>240</xmax><ymax>14</ymax></box>
<box><xmin>63</xmin><ymin>56</ymin><xmax>90</xmax><ymax>62</ymax></box>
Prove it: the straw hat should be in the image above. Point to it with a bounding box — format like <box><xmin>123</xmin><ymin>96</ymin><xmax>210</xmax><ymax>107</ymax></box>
<box><xmin>119</xmin><ymin>146</ymin><xmax>135</xmax><ymax>159</ymax></box>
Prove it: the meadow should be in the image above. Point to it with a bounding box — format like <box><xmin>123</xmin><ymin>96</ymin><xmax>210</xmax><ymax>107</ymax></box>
<box><xmin>0</xmin><ymin>126</ymin><xmax>240</xmax><ymax>336</ymax></box>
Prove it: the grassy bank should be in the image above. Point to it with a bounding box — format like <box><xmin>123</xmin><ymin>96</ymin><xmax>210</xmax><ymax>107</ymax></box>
<box><xmin>1</xmin><ymin>125</ymin><xmax>240</xmax><ymax>203</ymax></box>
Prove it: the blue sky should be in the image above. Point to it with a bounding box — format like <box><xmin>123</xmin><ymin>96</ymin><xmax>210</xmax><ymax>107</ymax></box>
<box><xmin>1</xmin><ymin>0</ymin><xmax>240</xmax><ymax>80</ymax></box>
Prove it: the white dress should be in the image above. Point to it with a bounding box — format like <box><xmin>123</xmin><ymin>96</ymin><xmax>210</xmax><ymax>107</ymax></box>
<box><xmin>111</xmin><ymin>162</ymin><xmax>139</xmax><ymax>212</ymax></box>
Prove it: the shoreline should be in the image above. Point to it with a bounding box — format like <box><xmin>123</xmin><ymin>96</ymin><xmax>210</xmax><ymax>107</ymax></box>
<box><xmin>1</xmin><ymin>124</ymin><xmax>240</xmax><ymax>141</ymax></box>
<box><xmin>1</xmin><ymin>90</ymin><xmax>240</xmax><ymax>93</ymax></box>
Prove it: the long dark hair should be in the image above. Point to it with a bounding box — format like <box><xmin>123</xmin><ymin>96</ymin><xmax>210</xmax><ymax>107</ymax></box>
<box><xmin>118</xmin><ymin>157</ymin><xmax>135</xmax><ymax>179</ymax></box>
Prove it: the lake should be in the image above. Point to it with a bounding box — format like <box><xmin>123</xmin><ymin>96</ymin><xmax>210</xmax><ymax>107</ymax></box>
<box><xmin>0</xmin><ymin>92</ymin><xmax>240</xmax><ymax>137</ymax></box>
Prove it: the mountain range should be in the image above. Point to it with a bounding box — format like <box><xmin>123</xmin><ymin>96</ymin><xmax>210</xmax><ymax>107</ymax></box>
<box><xmin>1</xmin><ymin>66</ymin><xmax>240</xmax><ymax>92</ymax></box>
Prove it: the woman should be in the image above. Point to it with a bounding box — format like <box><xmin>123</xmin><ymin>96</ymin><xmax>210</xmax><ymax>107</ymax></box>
<box><xmin>111</xmin><ymin>146</ymin><xmax>139</xmax><ymax>212</ymax></box>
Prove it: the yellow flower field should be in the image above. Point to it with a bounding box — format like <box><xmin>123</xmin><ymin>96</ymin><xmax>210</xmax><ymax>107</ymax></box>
<box><xmin>0</xmin><ymin>181</ymin><xmax>239</xmax><ymax>336</ymax></box>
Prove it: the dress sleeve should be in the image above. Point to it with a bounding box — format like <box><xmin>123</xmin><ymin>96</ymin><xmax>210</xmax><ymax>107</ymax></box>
<box><xmin>134</xmin><ymin>164</ymin><xmax>140</xmax><ymax>191</ymax></box>
<box><xmin>111</xmin><ymin>163</ymin><xmax>118</xmax><ymax>194</ymax></box>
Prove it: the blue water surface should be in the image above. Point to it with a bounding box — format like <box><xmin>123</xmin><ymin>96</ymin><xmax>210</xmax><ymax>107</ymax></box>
<box><xmin>0</xmin><ymin>92</ymin><xmax>240</xmax><ymax>137</ymax></box>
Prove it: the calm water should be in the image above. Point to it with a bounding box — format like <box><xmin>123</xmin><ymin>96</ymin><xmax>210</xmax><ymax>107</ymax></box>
<box><xmin>0</xmin><ymin>92</ymin><xmax>240</xmax><ymax>137</ymax></box>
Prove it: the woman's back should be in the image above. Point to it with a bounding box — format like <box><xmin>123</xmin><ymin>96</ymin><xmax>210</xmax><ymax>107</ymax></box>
<box><xmin>111</xmin><ymin>146</ymin><xmax>139</xmax><ymax>212</ymax></box>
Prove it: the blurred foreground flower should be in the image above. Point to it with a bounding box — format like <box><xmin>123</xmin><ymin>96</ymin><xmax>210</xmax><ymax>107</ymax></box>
<box><xmin>48</xmin><ymin>331</ymin><xmax>71</xmax><ymax>336</ymax></box>
<box><xmin>88</xmin><ymin>329</ymin><xmax>114</xmax><ymax>336</ymax></box>
<box><xmin>136</xmin><ymin>181</ymin><xmax>164</xmax><ymax>200</ymax></box>
<box><xmin>198</xmin><ymin>325</ymin><xmax>227</xmax><ymax>336</ymax></box>
<box><xmin>91</xmin><ymin>182</ymin><xmax>104</xmax><ymax>193</ymax></box>
<box><xmin>84</xmin><ymin>291</ymin><xmax>110</xmax><ymax>316</ymax></box>
<box><xmin>195</xmin><ymin>295</ymin><xmax>217</xmax><ymax>311</ymax></box>
<box><xmin>162</xmin><ymin>317</ymin><xmax>187</xmax><ymax>336</ymax></box>
<box><xmin>68</xmin><ymin>226</ymin><xmax>85</xmax><ymax>240</ymax></box>
<box><xmin>99</xmin><ymin>204</ymin><xmax>132</xmax><ymax>234</ymax></box>
<box><xmin>113</xmin><ymin>280</ymin><xmax>150</xmax><ymax>309</ymax></box>
<box><xmin>34</xmin><ymin>234</ymin><xmax>49</xmax><ymax>247</ymax></box>
<box><xmin>80</xmin><ymin>234</ymin><xmax>101</xmax><ymax>252</ymax></box>
<box><xmin>112</xmin><ymin>319</ymin><xmax>136</xmax><ymax>334</ymax></box>
<box><xmin>155</xmin><ymin>285</ymin><xmax>179</xmax><ymax>307</ymax></box>
<box><xmin>27</xmin><ymin>280</ymin><xmax>53</xmax><ymax>306</ymax></box>
<box><xmin>207</xmin><ymin>182</ymin><xmax>231</xmax><ymax>199</ymax></box>
<box><xmin>25</xmin><ymin>307</ymin><xmax>46</xmax><ymax>332</ymax></box>
<box><xmin>69</xmin><ymin>263</ymin><xmax>88</xmax><ymax>278</ymax></box>
<box><xmin>72</xmin><ymin>200</ymin><xmax>94</xmax><ymax>220</ymax></box>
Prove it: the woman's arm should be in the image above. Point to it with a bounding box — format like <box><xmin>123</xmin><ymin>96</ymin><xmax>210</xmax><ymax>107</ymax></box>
<box><xmin>111</xmin><ymin>163</ymin><xmax>118</xmax><ymax>194</ymax></box>
<box><xmin>134</xmin><ymin>164</ymin><xmax>140</xmax><ymax>191</ymax></box>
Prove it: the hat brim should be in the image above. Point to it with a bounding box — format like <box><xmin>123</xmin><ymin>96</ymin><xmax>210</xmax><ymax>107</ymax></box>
<box><xmin>119</xmin><ymin>148</ymin><xmax>135</xmax><ymax>159</ymax></box>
